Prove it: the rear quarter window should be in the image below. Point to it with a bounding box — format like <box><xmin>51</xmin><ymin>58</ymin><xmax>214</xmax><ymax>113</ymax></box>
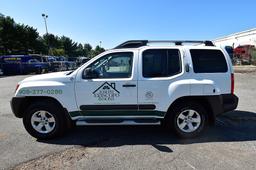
<box><xmin>190</xmin><ymin>49</ymin><xmax>228</xmax><ymax>73</ymax></box>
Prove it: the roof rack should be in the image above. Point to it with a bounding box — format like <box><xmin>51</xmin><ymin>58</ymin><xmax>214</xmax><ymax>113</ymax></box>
<box><xmin>114</xmin><ymin>40</ymin><xmax>148</xmax><ymax>49</ymax></box>
<box><xmin>114</xmin><ymin>40</ymin><xmax>215</xmax><ymax>49</ymax></box>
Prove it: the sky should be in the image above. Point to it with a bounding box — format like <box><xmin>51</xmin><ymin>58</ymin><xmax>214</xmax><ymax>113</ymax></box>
<box><xmin>0</xmin><ymin>0</ymin><xmax>256</xmax><ymax>49</ymax></box>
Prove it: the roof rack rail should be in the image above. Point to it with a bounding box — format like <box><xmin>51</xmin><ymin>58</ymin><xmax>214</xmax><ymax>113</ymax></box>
<box><xmin>114</xmin><ymin>40</ymin><xmax>214</xmax><ymax>49</ymax></box>
<box><xmin>114</xmin><ymin>40</ymin><xmax>148</xmax><ymax>49</ymax></box>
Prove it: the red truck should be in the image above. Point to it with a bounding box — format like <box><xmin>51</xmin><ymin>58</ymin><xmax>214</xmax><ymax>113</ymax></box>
<box><xmin>234</xmin><ymin>45</ymin><xmax>255</xmax><ymax>65</ymax></box>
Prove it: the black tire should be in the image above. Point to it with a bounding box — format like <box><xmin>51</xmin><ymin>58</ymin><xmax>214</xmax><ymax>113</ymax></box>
<box><xmin>23</xmin><ymin>101</ymin><xmax>66</xmax><ymax>139</ymax></box>
<box><xmin>36</xmin><ymin>67</ymin><xmax>42</xmax><ymax>74</ymax></box>
<box><xmin>165</xmin><ymin>102</ymin><xmax>206</xmax><ymax>138</ymax></box>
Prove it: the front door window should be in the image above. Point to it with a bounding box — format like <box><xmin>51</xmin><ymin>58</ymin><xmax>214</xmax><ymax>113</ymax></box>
<box><xmin>85</xmin><ymin>52</ymin><xmax>133</xmax><ymax>79</ymax></box>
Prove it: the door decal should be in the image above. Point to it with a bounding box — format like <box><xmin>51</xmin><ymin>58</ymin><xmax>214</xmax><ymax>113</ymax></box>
<box><xmin>93</xmin><ymin>82</ymin><xmax>120</xmax><ymax>101</ymax></box>
<box><xmin>145</xmin><ymin>91</ymin><xmax>154</xmax><ymax>100</ymax></box>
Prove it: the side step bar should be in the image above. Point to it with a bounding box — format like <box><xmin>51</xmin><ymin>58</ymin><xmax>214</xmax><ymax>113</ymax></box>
<box><xmin>76</xmin><ymin>119</ymin><xmax>161</xmax><ymax>126</ymax></box>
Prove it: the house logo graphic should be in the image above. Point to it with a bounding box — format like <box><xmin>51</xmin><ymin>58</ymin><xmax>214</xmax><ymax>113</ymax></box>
<box><xmin>93</xmin><ymin>82</ymin><xmax>120</xmax><ymax>101</ymax></box>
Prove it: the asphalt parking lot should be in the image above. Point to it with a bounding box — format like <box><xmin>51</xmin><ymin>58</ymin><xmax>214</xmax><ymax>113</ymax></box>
<box><xmin>1</xmin><ymin>72</ymin><xmax>256</xmax><ymax>170</ymax></box>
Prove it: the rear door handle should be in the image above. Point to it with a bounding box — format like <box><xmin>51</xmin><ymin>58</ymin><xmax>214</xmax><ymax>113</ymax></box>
<box><xmin>122</xmin><ymin>84</ymin><xmax>136</xmax><ymax>87</ymax></box>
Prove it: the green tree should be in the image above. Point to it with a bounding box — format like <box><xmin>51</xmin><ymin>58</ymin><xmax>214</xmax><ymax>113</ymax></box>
<box><xmin>0</xmin><ymin>16</ymin><xmax>17</xmax><ymax>54</ymax></box>
<box><xmin>43</xmin><ymin>33</ymin><xmax>62</xmax><ymax>49</ymax></box>
<box><xmin>74</xmin><ymin>43</ymin><xmax>84</xmax><ymax>56</ymax></box>
<box><xmin>50</xmin><ymin>48</ymin><xmax>65</xmax><ymax>56</ymax></box>
<box><xmin>15</xmin><ymin>24</ymin><xmax>40</xmax><ymax>53</ymax></box>
<box><xmin>90</xmin><ymin>45</ymin><xmax>105</xmax><ymax>57</ymax></box>
<box><xmin>0</xmin><ymin>16</ymin><xmax>44</xmax><ymax>55</ymax></box>
<box><xmin>34</xmin><ymin>37</ymin><xmax>48</xmax><ymax>54</ymax></box>
<box><xmin>60</xmin><ymin>36</ymin><xmax>77</xmax><ymax>57</ymax></box>
<box><xmin>83</xmin><ymin>43</ymin><xmax>92</xmax><ymax>57</ymax></box>
<box><xmin>0</xmin><ymin>15</ymin><xmax>100</xmax><ymax>57</ymax></box>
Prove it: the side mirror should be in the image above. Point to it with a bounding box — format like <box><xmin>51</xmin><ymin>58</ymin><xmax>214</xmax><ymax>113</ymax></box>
<box><xmin>82</xmin><ymin>67</ymin><xmax>99</xmax><ymax>79</ymax></box>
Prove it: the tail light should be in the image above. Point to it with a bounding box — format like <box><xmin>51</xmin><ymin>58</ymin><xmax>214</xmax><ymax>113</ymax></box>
<box><xmin>231</xmin><ymin>73</ymin><xmax>234</xmax><ymax>94</ymax></box>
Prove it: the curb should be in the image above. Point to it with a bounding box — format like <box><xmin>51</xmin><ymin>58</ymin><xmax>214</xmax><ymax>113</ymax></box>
<box><xmin>234</xmin><ymin>66</ymin><xmax>256</xmax><ymax>73</ymax></box>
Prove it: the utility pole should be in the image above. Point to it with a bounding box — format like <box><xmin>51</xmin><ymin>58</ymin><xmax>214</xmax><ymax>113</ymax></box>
<box><xmin>42</xmin><ymin>13</ymin><xmax>49</xmax><ymax>54</ymax></box>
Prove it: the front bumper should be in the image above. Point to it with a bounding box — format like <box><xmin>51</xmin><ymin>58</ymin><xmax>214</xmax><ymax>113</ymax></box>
<box><xmin>10</xmin><ymin>97</ymin><xmax>26</xmax><ymax>118</ymax></box>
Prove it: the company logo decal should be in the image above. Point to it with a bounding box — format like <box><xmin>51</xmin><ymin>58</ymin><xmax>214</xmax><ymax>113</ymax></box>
<box><xmin>145</xmin><ymin>91</ymin><xmax>153</xmax><ymax>100</ymax></box>
<box><xmin>93</xmin><ymin>82</ymin><xmax>120</xmax><ymax>101</ymax></box>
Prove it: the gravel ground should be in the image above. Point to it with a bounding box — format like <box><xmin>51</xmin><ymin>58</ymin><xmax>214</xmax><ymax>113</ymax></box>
<box><xmin>0</xmin><ymin>72</ymin><xmax>256</xmax><ymax>170</ymax></box>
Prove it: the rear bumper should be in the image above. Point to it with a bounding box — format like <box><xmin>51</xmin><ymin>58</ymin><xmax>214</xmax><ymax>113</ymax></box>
<box><xmin>222</xmin><ymin>94</ymin><xmax>239</xmax><ymax>113</ymax></box>
<box><xmin>10</xmin><ymin>97</ymin><xmax>26</xmax><ymax>118</ymax></box>
<box><xmin>208</xmin><ymin>94</ymin><xmax>238</xmax><ymax>116</ymax></box>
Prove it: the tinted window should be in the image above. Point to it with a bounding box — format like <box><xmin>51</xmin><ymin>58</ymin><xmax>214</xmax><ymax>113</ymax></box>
<box><xmin>87</xmin><ymin>52</ymin><xmax>133</xmax><ymax>78</ymax></box>
<box><xmin>143</xmin><ymin>49</ymin><xmax>181</xmax><ymax>78</ymax></box>
<box><xmin>190</xmin><ymin>49</ymin><xmax>228</xmax><ymax>73</ymax></box>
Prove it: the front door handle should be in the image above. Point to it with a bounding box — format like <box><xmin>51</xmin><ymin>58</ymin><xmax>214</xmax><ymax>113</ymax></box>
<box><xmin>123</xmin><ymin>84</ymin><xmax>136</xmax><ymax>87</ymax></box>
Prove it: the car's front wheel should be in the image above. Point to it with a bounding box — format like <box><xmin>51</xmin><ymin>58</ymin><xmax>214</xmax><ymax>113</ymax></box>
<box><xmin>23</xmin><ymin>102</ymin><xmax>66</xmax><ymax>139</ymax></box>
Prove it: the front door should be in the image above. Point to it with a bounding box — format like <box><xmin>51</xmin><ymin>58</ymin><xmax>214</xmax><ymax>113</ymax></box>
<box><xmin>75</xmin><ymin>51</ymin><xmax>138</xmax><ymax>117</ymax></box>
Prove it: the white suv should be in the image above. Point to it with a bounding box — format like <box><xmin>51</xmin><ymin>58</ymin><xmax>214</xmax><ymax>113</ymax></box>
<box><xmin>11</xmin><ymin>40</ymin><xmax>238</xmax><ymax>139</ymax></box>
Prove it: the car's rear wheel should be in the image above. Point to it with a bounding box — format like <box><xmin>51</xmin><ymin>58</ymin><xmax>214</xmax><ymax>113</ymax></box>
<box><xmin>23</xmin><ymin>102</ymin><xmax>66</xmax><ymax>139</ymax></box>
<box><xmin>166</xmin><ymin>102</ymin><xmax>206</xmax><ymax>138</ymax></box>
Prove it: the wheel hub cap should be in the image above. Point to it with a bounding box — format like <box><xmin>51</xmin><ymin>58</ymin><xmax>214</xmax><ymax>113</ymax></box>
<box><xmin>177</xmin><ymin>109</ymin><xmax>201</xmax><ymax>133</ymax></box>
<box><xmin>31</xmin><ymin>110</ymin><xmax>56</xmax><ymax>134</ymax></box>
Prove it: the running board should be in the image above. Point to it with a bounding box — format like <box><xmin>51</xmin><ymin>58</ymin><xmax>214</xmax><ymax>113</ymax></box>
<box><xmin>76</xmin><ymin>119</ymin><xmax>161</xmax><ymax>126</ymax></box>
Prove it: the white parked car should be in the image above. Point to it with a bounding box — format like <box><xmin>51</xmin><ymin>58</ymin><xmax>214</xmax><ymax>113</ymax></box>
<box><xmin>11</xmin><ymin>40</ymin><xmax>238</xmax><ymax>139</ymax></box>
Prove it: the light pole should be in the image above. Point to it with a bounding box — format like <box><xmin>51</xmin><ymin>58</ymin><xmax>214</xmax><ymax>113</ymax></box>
<box><xmin>42</xmin><ymin>13</ymin><xmax>48</xmax><ymax>34</ymax></box>
<box><xmin>42</xmin><ymin>13</ymin><xmax>49</xmax><ymax>54</ymax></box>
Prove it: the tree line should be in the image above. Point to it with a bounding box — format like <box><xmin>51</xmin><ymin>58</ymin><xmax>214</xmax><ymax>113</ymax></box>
<box><xmin>0</xmin><ymin>15</ymin><xmax>105</xmax><ymax>58</ymax></box>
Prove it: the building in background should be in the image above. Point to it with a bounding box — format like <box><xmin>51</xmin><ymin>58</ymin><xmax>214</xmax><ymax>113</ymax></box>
<box><xmin>214</xmin><ymin>28</ymin><xmax>256</xmax><ymax>65</ymax></box>
<box><xmin>214</xmin><ymin>28</ymin><xmax>256</xmax><ymax>48</ymax></box>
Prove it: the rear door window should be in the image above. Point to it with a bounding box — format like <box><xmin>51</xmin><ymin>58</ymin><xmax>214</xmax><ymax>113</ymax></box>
<box><xmin>190</xmin><ymin>49</ymin><xmax>228</xmax><ymax>73</ymax></box>
<box><xmin>142</xmin><ymin>49</ymin><xmax>181</xmax><ymax>78</ymax></box>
